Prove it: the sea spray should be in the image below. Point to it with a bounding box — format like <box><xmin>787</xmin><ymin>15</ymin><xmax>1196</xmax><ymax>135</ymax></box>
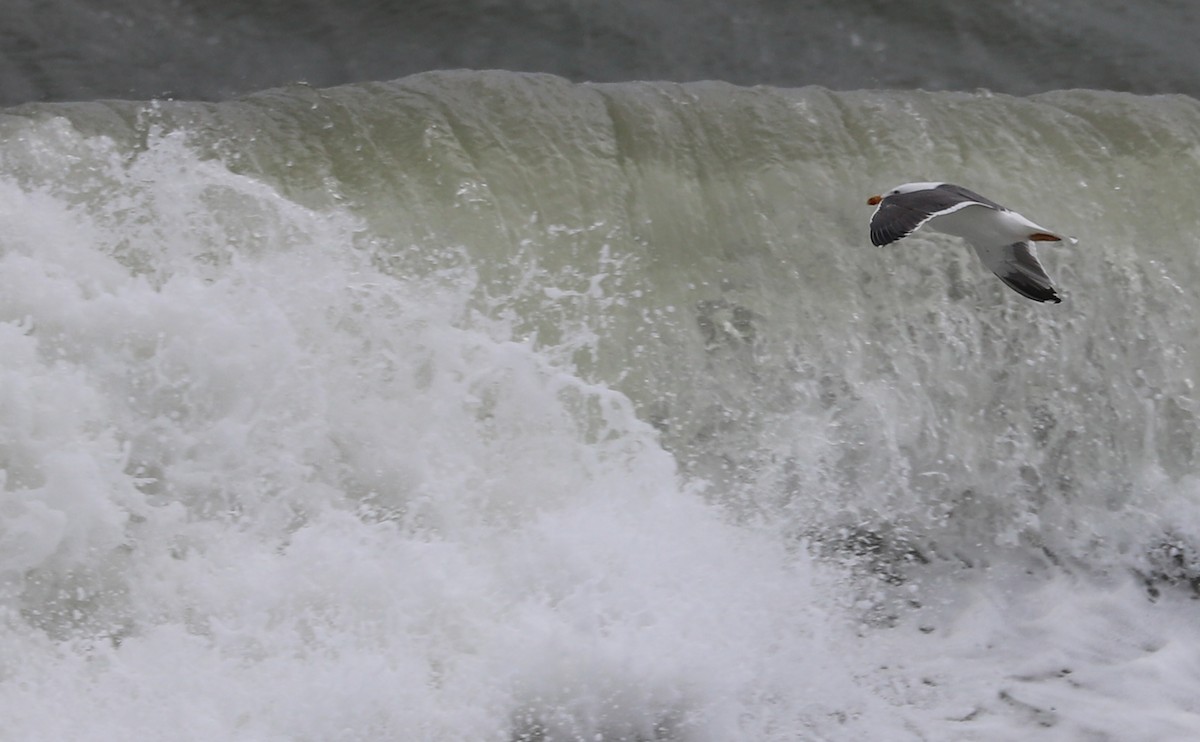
<box><xmin>2</xmin><ymin>72</ymin><xmax>1200</xmax><ymax>738</ymax></box>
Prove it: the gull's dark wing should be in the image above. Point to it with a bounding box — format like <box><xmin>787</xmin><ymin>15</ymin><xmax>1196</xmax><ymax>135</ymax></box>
<box><xmin>973</xmin><ymin>240</ymin><xmax>1062</xmax><ymax>303</ymax></box>
<box><xmin>869</xmin><ymin>184</ymin><xmax>1000</xmax><ymax>247</ymax></box>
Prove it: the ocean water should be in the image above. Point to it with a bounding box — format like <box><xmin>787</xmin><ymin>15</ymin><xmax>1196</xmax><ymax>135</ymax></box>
<box><xmin>6</xmin><ymin>0</ymin><xmax>1200</xmax><ymax>104</ymax></box>
<box><xmin>2</xmin><ymin>71</ymin><xmax>1200</xmax><ymax>739</ymax></box>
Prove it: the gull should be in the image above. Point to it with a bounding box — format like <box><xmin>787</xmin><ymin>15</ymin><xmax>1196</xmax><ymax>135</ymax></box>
<box><xmin>867</xmin><ymin>182</ymin><xmax>1073</xmax><ymax>303</ymax></box>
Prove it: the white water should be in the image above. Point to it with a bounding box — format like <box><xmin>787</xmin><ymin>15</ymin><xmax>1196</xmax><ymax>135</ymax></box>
<box><xmin>0</xmin><ymin>122</ymin><xmax>860</xmax><ymax>741</ymax></box>
<box><xmin>1</xmin><ymin>77</ymin><xmax>1200</xmax><ymax>740</ymax></box>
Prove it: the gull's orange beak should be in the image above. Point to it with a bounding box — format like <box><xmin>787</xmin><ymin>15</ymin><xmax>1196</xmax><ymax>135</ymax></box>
<box><xmin>867</xmin><ymin>195</ymin><xmax>882</xmax><ymax>206</ymax></box>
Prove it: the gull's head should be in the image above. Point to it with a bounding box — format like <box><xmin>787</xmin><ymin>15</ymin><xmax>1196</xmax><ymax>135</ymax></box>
<box><xmin>868</xmin><ymin>181</ymin><xmax>945</xmax><ymax>205</ymax></box>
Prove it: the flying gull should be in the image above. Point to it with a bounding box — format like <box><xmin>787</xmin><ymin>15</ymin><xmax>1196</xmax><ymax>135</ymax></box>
<box><xmin>866</xmin><ymin>182</ymin><xmax>1072</xmax><ymax>303</ymax></box>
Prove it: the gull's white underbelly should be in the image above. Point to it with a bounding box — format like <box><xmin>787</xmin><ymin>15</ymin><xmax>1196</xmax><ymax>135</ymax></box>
<box><xmin>927</xmin><ymin>205</ymin><xmax>1046</xmax><ymax>245</ymax></box>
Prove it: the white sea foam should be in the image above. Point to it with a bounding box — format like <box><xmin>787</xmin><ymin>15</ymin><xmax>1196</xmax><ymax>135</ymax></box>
<box><xmin>0</xmin><ymin>122</ymin><xmax>876</xmax><ymax>741</ymax></box>
<box><xmin>3</xmin><ymin>79</ymin><xmax>1200</xmax><ymax>740</ymax></box>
